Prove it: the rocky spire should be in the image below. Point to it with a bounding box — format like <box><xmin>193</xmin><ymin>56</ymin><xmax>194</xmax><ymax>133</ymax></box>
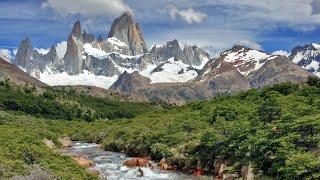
<box><xmin>64</xmin><ymin>20</ymin><xmax>84</xmax><ymax>75</ymax></box>
<box><xmin>15</xmin><ymin>37</ymin><xmax>32</xmax><ymax>67</ymax></box>
<box><xmin>70</xmin><ymin>20</ymin><xmax>83</xmax><ymax>42</ymax></box>
<box><xmin>108</xmin><ymin>12</ymin><xmax>147</xmax><ymax>55</ymax></box>
<box><xmin>83</xmin><ymin>30</ymin><xmax>95</xmax><ymax>43</ymax></box>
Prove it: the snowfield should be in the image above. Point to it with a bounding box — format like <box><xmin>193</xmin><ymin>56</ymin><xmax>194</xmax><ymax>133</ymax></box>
<box><xmin>147</xmin><ymin>57</ymin><xmax>198</xmax><ymax>84</ymax></box>
<box><xmin>39</xmin><ymin>70</ymin><xmax>118</xmax><ymax>89</ymax></box>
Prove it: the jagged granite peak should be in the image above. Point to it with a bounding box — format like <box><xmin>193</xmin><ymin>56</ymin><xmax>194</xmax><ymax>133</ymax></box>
<box><xmin>289</xmin><ymin>43</ymin><xmax>320</xmax><ymax>76</ymax></box>
<box><xmin>183</xmin><ymin>45</ymin><xmax>210</xmax><ymax>67</ymax></box>
<box><xmin>110</xmin><ymin>71</ymin><xmax>151</xmax><ymax>92</ymax></box>
<box><xmin>15</xmin><ymin>37</ymin><xmax>32</xmax><ymax>67</ymax></box>
<box><xmin>144</xmin><ymin>39</ymin><xmax>210</xmax><ymax>68</ymax></box>
<box><xmin>108</xmin><ymin>12</ymin><xmax>147</xmax><ymax>55</ymax></box>
<box><xmin>70</xmin><ymin>20</ymin><xmax>83</xmax><ymax>41</ymax></box>
<box><xmin>63</xmin><ymin>33</ymin><xmax>83</xmax><ymax>75</ymax></box>
<box><xmin>83</xmin><ymin>30</ymin><xmax>95</xmax><ymax>43</ymax></box>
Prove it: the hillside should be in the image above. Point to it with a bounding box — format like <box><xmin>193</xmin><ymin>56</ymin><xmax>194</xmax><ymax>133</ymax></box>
<box><xmin>0</xmin><ymin>58</ymin><xmax>47</xmax><ymax>88</ymax></box>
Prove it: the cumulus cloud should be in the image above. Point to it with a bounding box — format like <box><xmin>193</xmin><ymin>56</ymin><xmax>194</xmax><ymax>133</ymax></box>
<box><xmin>166</xmin><ymin>5</ymin><xmax>207</xmax><ymax>24</ymax></box>
<box><xmin>0</xmin><ymin>49</ymin><xmax>12</xmax><ymax>62</ymax></box>
<box><xmin>272</xmin><ymin>50</ymin><xmax>289</xmax><ymax>56</ymax></box>
<box><xmin>42</xmin><ymin>0</ymin><xmax>131</xmax><ymax>18</ymax></box>
<box><xmin>238</xmin><ymin>40</ymin><xmax>262</xmax><ymax>50</ymax></box>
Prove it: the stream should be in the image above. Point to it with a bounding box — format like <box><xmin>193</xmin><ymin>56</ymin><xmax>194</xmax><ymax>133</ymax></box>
<box><xmin>65</xmin><ymin>142</ymin><xmax>212</xmax><ymax>180</ymax></box>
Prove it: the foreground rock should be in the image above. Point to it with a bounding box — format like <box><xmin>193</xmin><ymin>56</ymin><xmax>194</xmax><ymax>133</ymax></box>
<box><xmin>73</xmin><ymin>155</ymin><xmax>95</xmax><ymax>168</ymax></box>
<box><xmin>123</xmin><ymin>157</ymin><xmax>152</xmax><ymax>168</ymax></box>
<box><xmin>58</xmin><ymin>137</ymin><xmax>72</xmax><ymax>148</ymax></box>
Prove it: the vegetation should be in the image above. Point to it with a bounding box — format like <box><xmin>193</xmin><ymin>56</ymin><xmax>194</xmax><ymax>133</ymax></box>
<box><xmin>0</xmin><ymin>77</ymin><xmax>320</xmax><ymax>179</ymax></box>
<box><xmin>0</xmin><ymin>80</ymin><xmax>154</xmax><ymax>121</ymax></box>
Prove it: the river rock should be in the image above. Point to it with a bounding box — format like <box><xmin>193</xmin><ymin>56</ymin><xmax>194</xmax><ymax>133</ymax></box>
<box><xmin>73</xmin><ymin>155</ymin><xmax>95</xmax><ymax>168</ymax></box>
<box><xmin>58</xmin><ymin>137</ymin><xmax>72</xmax><ymax>148</ymax></box>
<box><xmin>124</xmin><ymin>157</ymin><xmax>151</xmax><ymax>168</ymax></box>
<box><xmin>86</xmin><ymin>168</ymin><xmax>101</xmax><ymax>177</ymax></box>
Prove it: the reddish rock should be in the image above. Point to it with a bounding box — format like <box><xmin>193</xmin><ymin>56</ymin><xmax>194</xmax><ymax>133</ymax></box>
<box><xmin>124</xmin><ymin>157</ymin><xmax>151</xmax><ymax>168</ymax></box>
<box><xmin>73</xmin><ymin>155</ymin><xmax>95</xmax><ymax>168</ymax></box>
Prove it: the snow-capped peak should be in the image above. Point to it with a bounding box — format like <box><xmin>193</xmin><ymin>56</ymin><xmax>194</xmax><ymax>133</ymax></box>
<box><xmin>312</xmin><ymin>43</ymin><xmax>320</xmax><ymax>50</ymax></box>
<box><xmin>218</xmin><ymin>45</ymin><xmax>276</xmax><ymax>75</ymax></box>
<box><xmin>145</xmin><ymin>57</ymin><xmax>198</xmax><ymax>84</ymax></box>
<box><xmin>290</xmin><ymin>43</ymin><xmax>320</xmax><ymax>76</ymax></box>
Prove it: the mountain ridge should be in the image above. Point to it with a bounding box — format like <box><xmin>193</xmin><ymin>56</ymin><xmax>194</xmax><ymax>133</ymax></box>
<box><xmin>10</xmin><ymin>12</ymin><xmax>316</xmax><ymax>104</ymax></box>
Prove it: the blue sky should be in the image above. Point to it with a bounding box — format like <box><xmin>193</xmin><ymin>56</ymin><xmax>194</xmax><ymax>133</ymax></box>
<box><xmin>1</xmin><ymin>0</ymin><xmax>320</xmax><ymax>56</ymax></box>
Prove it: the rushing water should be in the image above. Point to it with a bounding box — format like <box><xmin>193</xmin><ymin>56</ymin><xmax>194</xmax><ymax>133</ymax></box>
<box><xmin>66</xmin><ymin>142</ymin><xmax>212</xmax><ymax>180</ymax></box>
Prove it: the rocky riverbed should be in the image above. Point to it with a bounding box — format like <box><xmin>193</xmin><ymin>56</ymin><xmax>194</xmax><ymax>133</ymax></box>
<box><xmin>64</xmin><ymin>142</ymin><xmax>212</xmax><ymax>180</ymax></box>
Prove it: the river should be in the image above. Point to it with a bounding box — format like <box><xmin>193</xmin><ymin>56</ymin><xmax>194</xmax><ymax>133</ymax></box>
<box><xmin>65</xmin><ymin>142</ymin><xmax>212</xmax><ymax>180</ymax></box>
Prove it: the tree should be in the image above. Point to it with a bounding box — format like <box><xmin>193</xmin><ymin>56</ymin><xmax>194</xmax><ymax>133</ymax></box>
<box><xmin>259</xmin><ymin>97</ymin><xmax>282</xmax><ymax>123</ymax></box>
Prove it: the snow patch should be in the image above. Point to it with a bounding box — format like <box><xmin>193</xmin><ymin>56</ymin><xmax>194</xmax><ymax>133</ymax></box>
<box><xmin>272</xmin><ymin>50</ymin><xmax>289</xmax><ymax>57</ymax></box>
<box><xmin>224</xmin><ymin>49</ymin><xmax>269</xmax><ymax>63</ymax></box>
<box><xmin>34</xmin><ymin>48</ymin><xmax>50</xmax><ymax>55</ymax></box>
<box><xmin>107</xmin><ymin>37</ymin><xmax>128</xmax><ymax>48</ymax></box>
<box><xmin>148</xmin><ymin>57</ymin><xmax>198</xmax><ymax>83</ymax></box>
<box><xmin>83</xmin><ymin>43</ymin><xmax>108</xmax><ymax>59</ymax></box>
<box><xmin>38</xmin><ymin>70</ymin><xmax>118</xmax><ymax>89</ymax></box>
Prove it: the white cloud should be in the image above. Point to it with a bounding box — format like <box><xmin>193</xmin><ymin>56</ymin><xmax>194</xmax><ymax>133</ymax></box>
<box><xmin>55</xmin><ymin>41</ymin><xmax>67</xmax><ymax>59</ymax></box>
<box><xmin>42</xmin><ymin>0</ymin><xmax>131</xmax><ymax>18</ymax></box>
<box><xmin>0</xmin><ymin>49</ymin><xmax>12</xmax><ymax>62</ymax></box>
<box><xmin>238</xmin><ymin>40</ymin><xmax>262</xmax><ymax>50</ymax></box>
<box><xmin>272</xmin><ymin>50</ymin><xmax>289</xmax><ymax>57</ymax></box>
<box><xmin>34</xmin><ymin>48</ymin><xmax>50</xmax><ymax>55</ymax></box>
<box><xmin>166</xmin><ymin>5</ymin><xmax>207</xmax><ymax>24</ymax></box>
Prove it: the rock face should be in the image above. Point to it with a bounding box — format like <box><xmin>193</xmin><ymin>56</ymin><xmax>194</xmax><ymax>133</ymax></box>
<box><xmin>14</xmin><ymin>38</ymin><xmax>60</xmax><ymax>76</ymax></box>
<box><xmin>110</xmin><ymin>46</ymin><xmax>313</xmax><ymax>105</ymax></box>
<box><xmin>110</xmin><ymin>71</ymin><xmax>151</xmax><ymax>92</ymax></box>
<box><xmin>142</xmin><ymin>39</ymin><xmax>210</xmax><ymax>67</ymax></box>
<box><xmin>15</xmin><ymin>38</ymin><xmax>32</xmax><ymax>67</ymax></box>
<box><xmin>249</xmin><ymin>56</ymin><xmax>312</xmax><ymax>88</ymax></box>
<box><xmin>83</xmin><ymin>55</ymin><xmax>120</xmax><ymax>76</ymax></box>
<box><xmin>64</xmin><ymin>21</ymin><xmax>84</xmax><ymax>75</ymax></box>
<box><xmin>108</xmin><ymin>12</ymin><xmax>147</xmax><ymax>55</ymax></box>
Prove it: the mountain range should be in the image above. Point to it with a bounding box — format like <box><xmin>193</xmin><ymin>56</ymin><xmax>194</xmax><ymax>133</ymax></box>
<box><xmin>2</xmin><ymin>12</ymin><xmax>319</xmax><ymax>104</ymax></box>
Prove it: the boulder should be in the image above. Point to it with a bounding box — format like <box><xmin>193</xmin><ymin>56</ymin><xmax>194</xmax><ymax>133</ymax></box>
<box><xmin>123</xmin><ymin>157</ymin><xmax>151</xmax><ymax>168</ymax></box>
<box><xmin>43</xmin><ymin>138</ymin><xmax>55</xmax><ymax>149</ymax></box>
<box><xmin>241</xmin><ymin>163</ymin><xmax>255</xmax><ymax>180</ymax></box>
<box><xmin>73</xmin><ymin>155</ymin><xmax>95</xmax><ymax>168</ymax></box>
<box><xmin>58</xmin><ymin>137</ymin><xmax>72</xmax><ymax>148</ymax></box>
<box><xmin>86</xmin><ymin>168</ymin><xmax>100</xmax><ymax>177</ymax></box>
